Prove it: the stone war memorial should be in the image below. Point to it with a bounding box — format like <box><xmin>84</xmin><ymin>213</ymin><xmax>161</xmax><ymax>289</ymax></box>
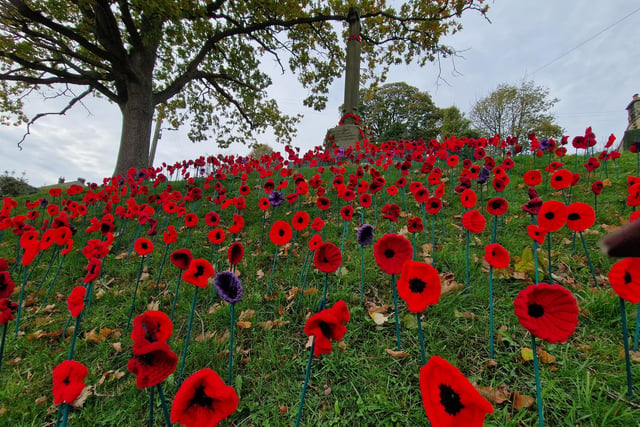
<box><xmin>325</xmin><ymin>7</ymin><xmax>368</xmax><ymax>152</ymax></box>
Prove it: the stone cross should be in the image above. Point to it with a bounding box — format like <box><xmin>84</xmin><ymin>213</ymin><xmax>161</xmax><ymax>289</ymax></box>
<box><xmin>341</xmin><ymin>7</ymin><xmax>361</xmax><ymax>125</ymax></box>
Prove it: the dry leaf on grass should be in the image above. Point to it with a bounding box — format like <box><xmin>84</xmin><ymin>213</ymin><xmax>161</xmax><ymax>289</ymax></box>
<box><xmin>259</xmin><ymin>319</ymin><xmax>290</xmax><ymax>330</ymax></box>
<box><xmin>385</xmin><ymin>348</ymin><xmax>410</xmax><ymax>358</ymax></box>
<box><xmin>440</xmin><ymin>273</ymin><xmax>464</xmax><ymax>295</ymax></box>
<box><xmin>476</xmin><ymin>385</ymin><xmax>510</xmax><ymax>405</ymax></box>
<box><xmin>521</xmin><ymin>347</ymin><xmax>555</xmax><ymax>364</ymax></box>
<box><xmin>370</xmin><ymin>312</ymin><xmax>388</xmax><ymax>325</ymax></box>
<box><xmin>512</xmin><ymin>391</ymin><xmax>535</xmax><ymax>410</ymax></box>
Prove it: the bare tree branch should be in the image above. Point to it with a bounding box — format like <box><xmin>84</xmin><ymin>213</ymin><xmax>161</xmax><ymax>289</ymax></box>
<box><xmin>17</xmin><ymin>86</ymin><xmax>93</xmax><ymax>149</ymax></box>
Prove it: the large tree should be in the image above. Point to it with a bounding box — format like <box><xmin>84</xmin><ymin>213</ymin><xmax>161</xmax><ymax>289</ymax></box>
<box><xmin>469</xmin><ymin>80</ymin><xmax>563</xmax><ymax>142</ymax></box>
<box><xmin>359</xmin><ymin>82</ymin><xmax>442</xmax><ymax>142</ymax></box>
<box><xmin>0</xmin><ymin>0</ymin><xmax>488</xmax><ymax>176</ymax></box>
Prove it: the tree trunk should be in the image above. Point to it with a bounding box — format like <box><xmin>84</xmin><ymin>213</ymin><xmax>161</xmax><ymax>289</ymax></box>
<box><xmin>113</xmin><ymin>79</ymin><xmax>155</xmax><ymax>178</ymax></box>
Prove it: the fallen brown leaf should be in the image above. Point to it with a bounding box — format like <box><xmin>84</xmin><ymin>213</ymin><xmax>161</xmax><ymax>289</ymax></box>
<box><xmin>236</xmin><ymin>321</ymin><xmax>252</xmax><ymax>329</ymax></box>
<box><xmin>385</xmin><ymin>348</ymin><xmax>410</xmax><ymax>358</ymax></box>
<box><xmin>476</xmin><ymin>384</ymin><xmax>509</xmax><ymax>405</ymax></box>
<box><xmin>239</xmin><ymin>309</ymin><xmax>255</xmax><ymax>321</ymax></box>
<box><xmin>512</xmin><ymin>391</ymin><xmax>535</xmax><ymax>410</ymax></box>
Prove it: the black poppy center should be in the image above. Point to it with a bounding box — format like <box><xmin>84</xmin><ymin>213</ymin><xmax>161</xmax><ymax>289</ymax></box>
<box><xmin>384</xmin><ymin>248</ymin><xmax>395</xmax><ymax>258</ymax></box>
<box><xmin>143</xmin><ymin>323</ymin><xmax>158</xmax><ymax>342</ymax></box>
<box><xmin>567</xmin><ymin>213</ymin><xmax>580</xmax><ymax>221</ymax></box>
<box><xmin>528</xmin><ymin>303</ymin><xmax>544</xmax><ymax>318</ymax></box>
<box><xmin>322</xmin><ymin>256</ymin><xmax>329</xmax><ymax>264</ymax></box>
<box><xmin>544</xmin><ymin>212</ymin><xmax>554</xmax><ymax>220</ymax></box>
<box><xmin>319</xmin><ymin>321</ymin><xmax>333</xmax><ymax>338</ymax></box>
<box><xmin>554</xmin><ymin>176</ymin><xmax>562</xmax><ymax>181</ymax></box>
<box><xmin>194</xmin><ymin>265</ymin><xmax>205</xmax><ymax>278</ymax></box>
<box><xmin>624</xmin><ymin>271</ymin><xmax>632</xmax><ymax>284</ymax></box>
<box><xmin>189</xmin><ymin>384</ymin><xmax>214</xmax><ymax>408</ymax></box>
<box><xmin>490</xmin><ymin>200</ymin><xmax>502</xmax><ymax>210</ymax></box>
<box><xmin>278</xmin><ymin>229</ymin><xmax>285</xmax><ymax>237</ymax></box>
<box><xmin>141</xmin><ymin>242</ymin><xmax>148</xmax><ymax>250</ymax></box>
<box><xmin>408</xmin><ymin>278</ymin><xmax>426</xmax><ymax>293</ymax></box>
<box><xmin>439</xmin><ymin>384</ymin><xmax>464</xmax><ymax>416</ymax></box>
<box><xmin>63</xmin><ymin>376</ymin><xmax>70</xmax><ymax>386</ymax></box>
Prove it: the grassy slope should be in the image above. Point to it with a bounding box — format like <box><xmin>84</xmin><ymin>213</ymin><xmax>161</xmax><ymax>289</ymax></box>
<box><xmin>0</xmin><ymin>151</ymin><xmax>639</xmax><ymax>426</ymax></box>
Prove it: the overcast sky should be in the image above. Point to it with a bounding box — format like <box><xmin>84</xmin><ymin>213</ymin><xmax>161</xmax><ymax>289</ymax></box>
<box><xmin>1</xmin><ymin>0</ymin><xmax>639</xmax><ymax>187</ymax></box>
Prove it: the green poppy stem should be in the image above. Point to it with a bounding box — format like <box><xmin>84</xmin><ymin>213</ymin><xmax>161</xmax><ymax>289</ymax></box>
<box><xmin>431</xmin><ymin>214</ymin><xmax>436</xmax><ymax>266</ymax></box>
<box><xmin>259</xmin><ymin>211</ymin><xmax>267</xmax><ymax>248</ymax></box>
<box><xmin>417</xmin><ymin>312</ymin><xmax>426</xmax><ymax>366</ymax></box>
<box><xmin>0</xmin><ymin>323</ymin><xmax>7</xmax><ymax>371</ymax></box>
<box><xmin>295</xmin><ymin>250</ymin><xmax>311</xmax><ymax>313</ymax></box>
<box><xmin>531</xmin><ymin>335</ymin><xmax>545</xmax><ymax>427</ymax></box>
<box><xmin>619</xmin><ymin>297</ymin><xmax>634</xmax><ymax>399</ymax></box>
<box><xmin>170</xmin><ymin>274</ymin><xmax>183</xmax><ymax>322</ymax></box>
<box><xmin>228</xmin><ymin>303</ymin><xmax>235</xmax><ymax>385</ymax></box>
<box><xmin>491</xmin><ymin>215</ymin><xmax>498</xmax><ymax>244</ymax></box>
<box><xmin>40</xmin><ymin>255</ymin><xmax>66</xmax><ymax>309</ymax></box>
<box><xmin>359</xmin><ymin>245</ymin><xmax>365</xmax><ymax>304</ymax></box>
<box><xmin>319</xmin><ymin>273</ymin><xmax>329</xmax><ymax>311</ymax></box>
<box><xmin>36</xmin><ymin>248</ymin><xmax>59</xmax><ymax>294</ymax></box>
<box><xmin>267</xmin><ymin>245</ymin><xmax>279</xmax><ymax>295</ymax></box>
<box><xmin>84</xmin><ymin>280</ymin><xmax>94</xmax><ymax>313</ymax></box>
<box><xmin>547</xmin><ymin>233</ymin><xmax>553</xmax><ymax>281</ymax></box>
<box><xmin>9</xmin><ymin>245</ymin><xmax>20</xmax><ymax>273</ymax></box>
<box><xmin>634</xmin><ymin>304</ymin><xmax>640</xmax><ymax>352</ymax></box>
<box><xmin>156</xmin><ymin>384</ymin><xmax>172</xmax><ymax>426</ymax></box>
<box><xmin>295</xmin><ymin>338</ymin><xmax>315</xmax><ymax>427</ymax></box>
<box><xmin>421</xmin><ymin>203</ymin><xmax>429</xmax><ymax>245</ymax></box>
<box><xmin>391</xmin><ymin>274</ymin><xmax>401</xmax><ymax>351</ymax></box>
<box><xmin>401</xmin><ymin>187</ymin><xmax>408</xmax><ymax>213</ymax></box>
<box><xmin>55</xmin><ymin>403</ymin><xmax>63</xmax><ymax>427</ymax></box>
<box><xmin>578</xmin><ymin>232</ymin><xmax>598</xmax><ymax>286</ymax></box>
<box><xmin>114</xmin><ymin>218</ymin><xmax>129</xmax><ymax>251</ymax></box>
<box><xmin>155</xmin><ymin>243</ymin><xmax>171</xmax><ymax>289</ymax></box>
<box><xmin>148</xmin><ymin>385</ymin><xmax>155</xmax><ymax>427</ymax></box>
<box><xmin>126</xmin><ymin>256</ymin><xmax>146</xmax><ymax>330</ymax></box>
<box><xmin>125</xmin><ymin>223</ymin><xmax>143</xmax><ymax>260</ymax></box>
<box><xmin>285</xmin><ymin>230</ymin><xmax>299</xmax><ymax>269</ymax></box>
<box><xmin>67</xmin><ymin>312</ymin><xmax>83</xmax><ymax>360</ymax></box>
<box><xmin>14</xmin><ymin>267</ymin><xmax>28</xmax><ymax>337</ymax></box>
<box><xmin>60</xmin><ymin>402</ymin><xmax>70</xmax><ymax>427</ymax></box>
<box><xmin>181</xmin><ymin>228</ymin><xmax>193</xmax><ymax>250</ymax></box>
<box><xmin>177</xmin><ymin>286</ymin><xmax>199</xmax><ymax>387</ymax></box>
<box><xmin>373</xmin><ymin>194</ymin><xmax>378</xmax><ymax>228</ymax></box>
<box><xmin>412</xmin><ymin>233</ymin><xmax>417</xmax><ymax>261</ymax></box>
<box><xmin>465</xmin><ymin>230</ymin><xmax>470</xmax><ymax>294</ymax></box>
<box><xmin>489</xmin><ymin>265</ymin><xmax>495</xmax><ymax>360</ymax></box>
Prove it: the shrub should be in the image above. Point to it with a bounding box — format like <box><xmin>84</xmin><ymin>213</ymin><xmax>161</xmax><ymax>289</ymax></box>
<box><xmin>0</xmin><ymin>170</ymin><xmax>38</xmax><ymax>198</ymax></box>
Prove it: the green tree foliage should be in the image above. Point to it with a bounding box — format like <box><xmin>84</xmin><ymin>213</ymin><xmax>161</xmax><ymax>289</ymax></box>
<box><xmin>359</xmin><ymin>82</ymin><xmax>442</xmax><ymax>142</ymax></box>
<box><xmin>440</xmin><ymin>105</ymin><xmax>480</xmax><ymax>138</ymax></box>
<box><xmin>0</xmin><ymin>0</ymin><xmax>488</xmax><ymax>176</ymax></box>
<box><xmin>249</xmin><ymin>143</ymin><xmax>274</xmax><ymax>158</ymax></box>
<box><xmin>470</xmin><ymin>81</ymin><xmax>564</xmax><ymax>142</ymax></box>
